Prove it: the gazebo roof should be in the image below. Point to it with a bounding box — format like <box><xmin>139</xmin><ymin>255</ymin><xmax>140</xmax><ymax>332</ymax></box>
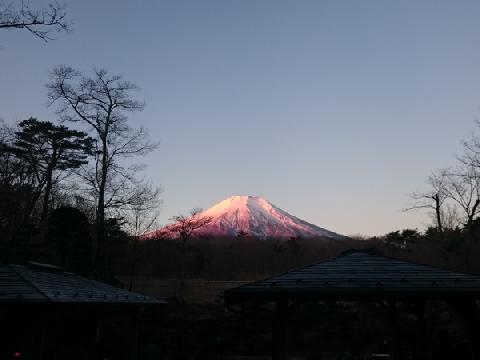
<box><xmin>225</xmin><ymin>250</ymin><xmax>480</xmax><ymax>302</ymax></box>
<box><xmin>0</xmin><ymin>262</ymin><xmax>165</xmax><ymax>305</ymax></box>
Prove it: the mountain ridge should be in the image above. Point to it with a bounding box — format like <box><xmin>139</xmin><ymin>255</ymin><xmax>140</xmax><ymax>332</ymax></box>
<box><xmin>149</xmin><ymin>195</ymin><xmax>343</xmax><ymax>240</ymax></box>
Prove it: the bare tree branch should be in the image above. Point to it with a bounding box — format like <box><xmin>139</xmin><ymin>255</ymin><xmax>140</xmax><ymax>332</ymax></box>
<box><xmin>0</xmin><ymin>1</ymin><xmax>71</xmax><ymax>42</ymax></box>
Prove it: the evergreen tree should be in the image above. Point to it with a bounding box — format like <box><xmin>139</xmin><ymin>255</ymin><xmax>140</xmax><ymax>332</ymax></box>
<box><xmin>46</xmin><ymin>207</ymin><xmax>92</xmax><ymax>274</ymax></box>
<box><xmin>6</xmin><ymin>118</ymin><xmax>94</xmax><ymax>224</ymax></box>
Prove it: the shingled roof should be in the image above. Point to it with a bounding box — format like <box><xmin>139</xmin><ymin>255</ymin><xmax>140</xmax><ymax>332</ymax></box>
<box><xmin>0</xmin><ymin>262</ymin><xmax>165</xmax><ymax>304</ymax></box>
<box><xmin>225</xmin><ymin>250</ymin><xmax>480</xmax><ymax>302</ymax></box>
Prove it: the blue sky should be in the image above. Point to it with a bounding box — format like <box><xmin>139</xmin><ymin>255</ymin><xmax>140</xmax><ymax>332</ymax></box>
<box><xmin>2</xmin><ymin>0</ymin><xmax>480</xmax><ymax>235</ymax></box>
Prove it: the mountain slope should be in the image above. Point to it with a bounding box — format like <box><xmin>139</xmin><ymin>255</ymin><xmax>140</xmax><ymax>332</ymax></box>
<box><xmin>154</xmin><ymin>195</ymin><xmax>343</xmax><ymax>239</ymax></box>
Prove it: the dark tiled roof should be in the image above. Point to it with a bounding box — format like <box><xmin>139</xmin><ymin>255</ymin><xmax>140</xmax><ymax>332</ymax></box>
<box><xmin>225</xmin><ymin>250</ymin><xmax>480</xmax><ymax>302</ymax></box>
<box><xmin>0</xmin><ymin>263</ymin><xmax>165</xmax><ymax>304</ymax></box>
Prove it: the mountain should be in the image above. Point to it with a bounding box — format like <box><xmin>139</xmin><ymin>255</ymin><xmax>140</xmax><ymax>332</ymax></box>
<box><xmin>151</xmin><ymin>195</ymin><xmax>344</xmax><ymax>239</ymax></box>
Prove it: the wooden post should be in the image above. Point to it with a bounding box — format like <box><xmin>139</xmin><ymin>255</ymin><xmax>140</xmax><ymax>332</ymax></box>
<box><xmin>385</xmin><ymin>301</ymin><xmax>401</xmax><ymax>360</ymax></box>
<box><xmin>460</xmin><ymin>300</ymin><xmax>479</xmax><ymax>360</ymax></box>
<box><xmin>411</xmin><ymin>301</ymin><xmax>428</xmax><ymax>360</ymax></box>
<box><xmin>39</xmin><ymin>312</ymin><xmax>48</xmax><ymax>360</ymax></box>
<box><xmin>95</xmin><ymin>308</ymin><xmax>102</xmax><ymax>343</ymax></box>
<box><xmin>447</xmin><ymin>299</ymin><xmax>479</xmax><ymax>359</ymax></box>
<box><xmin>273</xmin><ymin>300</ymin><xmax>288</xmax><ymax>360</ymax></box>
<box><xmin>129</xmin><ymin>307</ymin><xmax>140</xmax><ymax>360</ymax></box>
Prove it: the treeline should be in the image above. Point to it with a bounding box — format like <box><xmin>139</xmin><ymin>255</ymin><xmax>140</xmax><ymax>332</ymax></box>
<box><xmin>128</xmin><ymin>121</ymin><xmax>480</xmax><ymax>280</ymax></box>
<box><xmin>120</xmin><ymin>223</ymin><xmax>480</xmax><ymax>280</ymax></box>
<box><xmin>0</xmin><ymin>67</ymin><xmax>160</xmax><ymax>280</ymax></box>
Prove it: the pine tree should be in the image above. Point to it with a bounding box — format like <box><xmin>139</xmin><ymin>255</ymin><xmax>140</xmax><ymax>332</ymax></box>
<box><xmin>7</xmin><ymin>118</ymin><xmax>94</xmax><ymax>224</ymax></box>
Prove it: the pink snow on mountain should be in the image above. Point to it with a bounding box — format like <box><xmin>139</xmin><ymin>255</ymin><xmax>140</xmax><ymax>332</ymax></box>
<box><xmin>150</xmin><ymin>195</ymin><xmax>343</xmax><ymax>239</ymax></box>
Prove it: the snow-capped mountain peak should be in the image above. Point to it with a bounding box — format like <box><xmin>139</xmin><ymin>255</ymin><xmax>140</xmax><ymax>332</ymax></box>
<box><xmin>163</xmin><ymin>195</ymin><xmax>343</xmax><ymax>239</ymax></box>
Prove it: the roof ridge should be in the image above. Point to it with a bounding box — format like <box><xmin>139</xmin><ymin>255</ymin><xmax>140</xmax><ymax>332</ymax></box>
<box><xmin>225</xmin><ymin>251</ymin><xmax>344</xmax><ymax>291</ymax></box>
<box><xmin>225</xmin><ymin>250</ymin><xmax>480</xmax><ymax>302</ymax></box>
<box><xmin>333</xmin><ymin>249</ymin><xmax>478</xmax><ymax>274</ymax></box>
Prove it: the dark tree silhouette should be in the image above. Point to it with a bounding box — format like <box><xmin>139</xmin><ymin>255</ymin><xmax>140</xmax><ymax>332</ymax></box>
<box><xmin>47</xmin><ymin>66</ymin><xmax>157</xmax><ymax>276</ymax></box>
<box><xmin>384</xmin><ymin>229</ymin><xmax>421</xmax><ymax>252</ymax></box>
<box><xmin>124</xmin><ymin>182</ymin><xmax>162</xmax><ymax>290</ymax></box>
<box><xmin>164</xmin><ymin>208</ymin><xmax>213</xmax><ymax>302</ymax></box>
<box><xmin>0</xmin><ymin>121</ymin><xmax>33</xmax><ymax>241</ymax></box>
<box><xmin>440</xmin><ymin>167</ymin><xmax>480</xmax><ymax>231</ymax></box>
<box><xmin>407</xmin><ymin>172</ymin><xmax>447</xmax><ymax>235</ymax></box>
<box><xmin>167</xmin><ymin>209</ymin><xmax>213</xmax><ymax>242</ymax></box>
<box><xmin>407</xmin><ymin>121</ymin><xmax>480</xmax><ymax>271</ymax></box>
<box><xmin>6</xmin><ymin>118</ymin><xmax>93</xmax><ymax>225</ymax></box>
<box><xmin>441</xmin><ymin>166</ymin><xmax>480</xmax><ymax>271</ymax></box>
<box><xmin>46</xmin><ymin>206</ymin><xmax>92</xmax><ymax>273</ymax></box>
<box><xmin>0</xmin><ymin>1</ymin><xmax>70</xmax><ymax>41</ymax></box>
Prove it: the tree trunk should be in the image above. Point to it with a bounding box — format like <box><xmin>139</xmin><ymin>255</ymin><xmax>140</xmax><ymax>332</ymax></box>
<box><xmin>23</xmin><ymin>184</ymin><xmax>43</xmax><ymax>224</ymax></box>
<box><xmin>433</xmin><ymin>194</ymin><xmax>448</xmax><ymax>264</ymax></box>
<box><xmin>95</xmin><ymin>137</ymin><xmax>108</xmax><ymax>277</ymax></box>
<box><xmin>40</xmin><ymin>176</ymin><xmax>52</xmax><ymax>224</ymax></box>
<box><xmin>40</xmin><ymin>160</ymin><xmax>55</xmax><ymax>234</ymax></box>
<box><xmin>434</xmin><ymin>194</ymin><xmax>443</xmax><ymax>234</ymax></box>
<box><xmin>465</xmin><ymin>199</ymin><xmax>479</xmax><ymax>273</ymax></box>
<box><xmin>179</xmin><ymin>236</ymin><xmax>188</xmax><ymax>304</ymax></box>
<box><xmin>128</xmin><ymin>235</ymin><xmax>139</xmax><ymax>291</ymax></box>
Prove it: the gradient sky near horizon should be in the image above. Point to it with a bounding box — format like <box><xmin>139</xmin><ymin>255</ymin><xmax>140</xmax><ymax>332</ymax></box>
<box><xmin>2</xmin><ymin>0</ymin><xmax>480</xmax><ymax>236</ymax></box>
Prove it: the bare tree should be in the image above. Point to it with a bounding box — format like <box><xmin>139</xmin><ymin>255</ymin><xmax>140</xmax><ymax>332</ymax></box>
<box><xmin>164</xmin><ymin>208</ymin><xmax>212</xmax><ymax>303</ymax></box>
<box><xmin>167</xmin><ymin>208</ymin><xmax>213</xmax><ymax>242</ymax></box>
<box><xmin>407</xmin><ymin>166</ymin><xmax>479</xmax><ymax>267</ymax></box>
<box><xmin>441</xmin><ymin>203</ymin><xmax>461</xmax><ymax>230</ymax></box>
<box><xmin>408</xmin><ymin>166</ymin><xmax>480</xmax><ymax>231</ymax></box>
<box><xmin>439</xmin><ymin>166</ymin><xmax>480</xmax><ymax>271</ymax></box>
<box><xmin>123</xmin><ymin>182</ymin><xmax>162</xmax><ymax>238</ymax></box>
<box><xmin>462</xmin><ymin>120</ymin><xmax>480</xmax><ymax>168</ymax></box>
<box><xmin>47</xmin><ymin>66</ymin><xmax>158</xmax><ymax>276</ymax></box>
<box><xmin>122</xmin><ymin>181</ymin><xmax>162</xmax><ymax>291</ymax></box>
<box><xmin>441</xmin><ymin>167</ymin><xmax>480</xmax><ymax>231</ymax></box>
<box><xmin>0</xmin><ymin>1</ymin><xmax>70</xmax><ymax>41</ymax></box>
<box><xmin>407</xmin><ymin>171</ymin><xmax>448</xmax><ymax>234</ymax></box>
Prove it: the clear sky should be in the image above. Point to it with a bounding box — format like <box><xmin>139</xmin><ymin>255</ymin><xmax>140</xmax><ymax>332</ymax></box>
<box><xmin>2</xmin><ymin>0</ymin><xmax>480</xmax><ymax>236</ymax></box>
